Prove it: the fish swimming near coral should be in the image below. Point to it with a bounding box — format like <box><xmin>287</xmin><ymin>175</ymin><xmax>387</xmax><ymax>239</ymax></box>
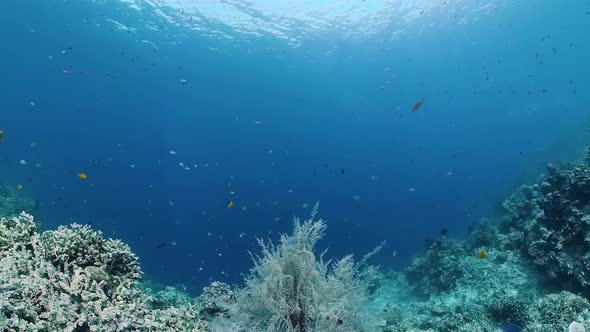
<box><xmin>227</xmin><ymin>200</ymin><xmax>233</xmax><ymax>209</ymax></box>
<box><xmin>155</xmin><ymin>242</ymin><xmax>167</xmax><ymax>249</ymax></box>
<box><xmin>17</xmin><ymin>184</ymin><xmax>23</xmax><ymax>192</ymax></box>
<box><xmin>412</xmin><ymin>99</ymin><xmax>425</xmax><ymax>112</ymax></box>
<box><xmin>77</xmin><ymin>173</ymin><xmax>88</xmax><ymax>179</ymax></box>
<box><xmin>0</xmin><ymin>130</ymin><xmax>4</xmax><ymax>142</ymax></box>
<box><xmin>475</xmin><ymin>249</ymin><xmax>487</xmax><ymax>259</ymax></box>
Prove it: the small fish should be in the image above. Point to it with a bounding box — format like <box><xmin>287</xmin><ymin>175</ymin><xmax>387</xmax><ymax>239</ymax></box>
<box><xmin>77</xmin><ymin>173</ymin><xmax>88</xmax><ymax>179</ymax></box>
<box><xmin>475</xmin><ymin>249</ymin><xmax>487</xmax><ymax>259</ymax></box>
<box><xmin>0</xmin><ymin>130</ymin><xmax>4</xmax><ymax>142</ymax></box>
<box><xmin>412</xmin><ymin>99</ymin><xmax>425</xmax><ymax>112</ymax></box>
<box><xmin>17</xmin><ymin>184</ymin><xmax>23</xmax><ymax>191</ymax></box>
<box><xmin>440</xmin><ymin>228</ymin><xmax>448</xmax><ymax>236</ymax></box>
<box><xmin>156</xmin><ymin>242</ymin><xmax>167</xmax><ymax>249</ymax></box>
<box><xmin>287</xmin><ymin>239</ymin><xmax>296</xmax><ymax>246</ymax></box>
<box><xmin>227</xmin><ymin>200</ymin><xmax>234</xmax><ymax>208</ymax></box>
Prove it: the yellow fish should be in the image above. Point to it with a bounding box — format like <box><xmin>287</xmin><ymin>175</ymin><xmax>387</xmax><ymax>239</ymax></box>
<box><xmin>17</xmin><ymin>184</ymin><xmax>23</xmax><ymax>191</ymax></box>
<box><xmin>475</xmin><ymin>249</ymin><xmax>487</xmax><ymax>259</ymax></box>
<box><xmin>77</xmin><ymin>173</ymin><xmax>88</xmax><ymax>179</ymax></box>
<box><xmin>0</xmin><ymin>130</ymin><xmax>4</xmax><ymax>142</ymax></box>
<box><xmin>227</xmin><ymin>200</ymin><xmax>233</xmax><ymax>209</ymax></box>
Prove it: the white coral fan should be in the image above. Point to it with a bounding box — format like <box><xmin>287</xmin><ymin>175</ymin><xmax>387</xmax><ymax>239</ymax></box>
<box><xmin>212</xmin><ymin>204</ymin><xmax>382</xmax><ymax>332</ymax></box>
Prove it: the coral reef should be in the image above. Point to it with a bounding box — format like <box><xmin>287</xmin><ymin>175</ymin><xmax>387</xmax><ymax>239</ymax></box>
<box><xmin>0</xmin><ymin>212</ymin><xmax>208</xmax><ymax>331</ymax></box>
<box><xmin>39</xmin><ymin>223</ymin><xmax>142</xmax><ymax>290</ymax></box>
<box><xmin>377</xmin><ymin>242</ymin><xmax>537</xmax><ymax>331</ymax></box>
<box><xmin>198</xmin><ymin>281</ymin><xmax>235</xmax><ymax>320</ymax></box>
<box><xmin>373</xmin><ymin>147</ymin><xmax>590</xmax><ymax>332</ymax></box>
<box><xmin>405</xmin><ymin>239</ymin><xmax>467</xmax><ymax>297</ymax></box>
<box><xmin>496</xmin><ymin>149</ymin><xmax>590</xmax><ymax>294</ymax></box>
<box><xmin>4</xmin><ymin>146</ymin><xmax>590</xmax><ymax>331</ymax></box>
<box><xmin>526</xmin><ymin>291</ymin><xmax>590</xmax><ymax>332</ymax></box>
<box><xmin>0</xmin><ymin>183</ymin><xmax>36</xmax><ymax>218</ymax></box>
<box><xmin>144</xmin><ymin>285</ymin><xmax>193</xmax><ymax>309</ymax></box>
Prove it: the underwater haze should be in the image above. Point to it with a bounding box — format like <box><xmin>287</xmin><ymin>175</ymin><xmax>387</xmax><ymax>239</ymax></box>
<box><xmin>1</xmin><ymin>0</ymin><xmax>590</xmax><ymax>305</ymax></box>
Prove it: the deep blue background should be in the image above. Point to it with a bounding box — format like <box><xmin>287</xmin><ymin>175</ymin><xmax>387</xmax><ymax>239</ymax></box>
<box><xmin>1</xmin><ymin>0</ymin><xmax>589</xmax><ymax>294</ymax></box>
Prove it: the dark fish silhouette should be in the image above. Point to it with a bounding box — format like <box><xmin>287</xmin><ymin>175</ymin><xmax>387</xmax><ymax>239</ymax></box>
<box><xmin>412</xmin><ymin>99</ymin><xmax>425</xmax><ymax>112</ymax></box>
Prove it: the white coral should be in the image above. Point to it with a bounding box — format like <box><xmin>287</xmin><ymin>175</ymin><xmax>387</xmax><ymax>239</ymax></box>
<box><xmin>0</xmin><ymin>211</ymin><xmax>207</xmax><ymax>331</ymax></box>
<box><xmin>214</xmin><ymin>207</ymin><xmax>381</xmax><ymax>332</ymax></box>
<box><xmin>570</xmin><ymin>322</ymin><xmax>586</xmax><ymax>332</ymax></box>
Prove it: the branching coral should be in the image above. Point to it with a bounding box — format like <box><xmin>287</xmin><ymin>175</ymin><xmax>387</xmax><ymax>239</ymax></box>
<box><xmin>40</xmin><ymin>224</ymin><xmax>106</xmax><ymax>270</ymax></box>
<box><xmin>101</xmin><ymin>239</ymin><xmax>142</xmax><ymax>281</ymax></box>
<box><xmin>0</xmin><ymin>212</ymin><xmax>35</xmax><ymax>252</ymax></box>
<box><xmin>39</xmin><ymin>224</ymin><xmax>142</xmax><ymax>290</ymax></box>
<box><xmin>0</xmin><ymin>212</ymin><xmax>207</xmax><ymax>331</ymax></box>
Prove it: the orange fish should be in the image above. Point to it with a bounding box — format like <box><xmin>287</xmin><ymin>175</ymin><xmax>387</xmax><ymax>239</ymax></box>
<box><xmin>475</xmin><ymin>249</ymin><xmax>487</xmax><ymax>259</ymax></box>
<box><xmin>77</xmin><ymin>173</ymin><xmax>88</xmax><ymax>179</ymax></box>
<box><xmin>227</xmin><ymin>201</ymin><xmax>233</xmax><ymax>209</ymax></box>
<box><xmin>412</xmin><ymin>99</ymin><xmax>425</xmax><ymax>112</ymax></box>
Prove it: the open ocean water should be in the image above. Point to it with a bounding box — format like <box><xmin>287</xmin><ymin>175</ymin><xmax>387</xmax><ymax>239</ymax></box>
<box><xmin>1</xmin><ymin>1</ymin><xmax>590</xmax><ymax>331</ymax></box>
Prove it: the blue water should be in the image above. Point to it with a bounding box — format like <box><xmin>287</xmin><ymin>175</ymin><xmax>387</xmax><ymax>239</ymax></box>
<box><xmin>1</xmin><ymin>0</ymin><xmax>589</xmax><ymax>294</ymax></box>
